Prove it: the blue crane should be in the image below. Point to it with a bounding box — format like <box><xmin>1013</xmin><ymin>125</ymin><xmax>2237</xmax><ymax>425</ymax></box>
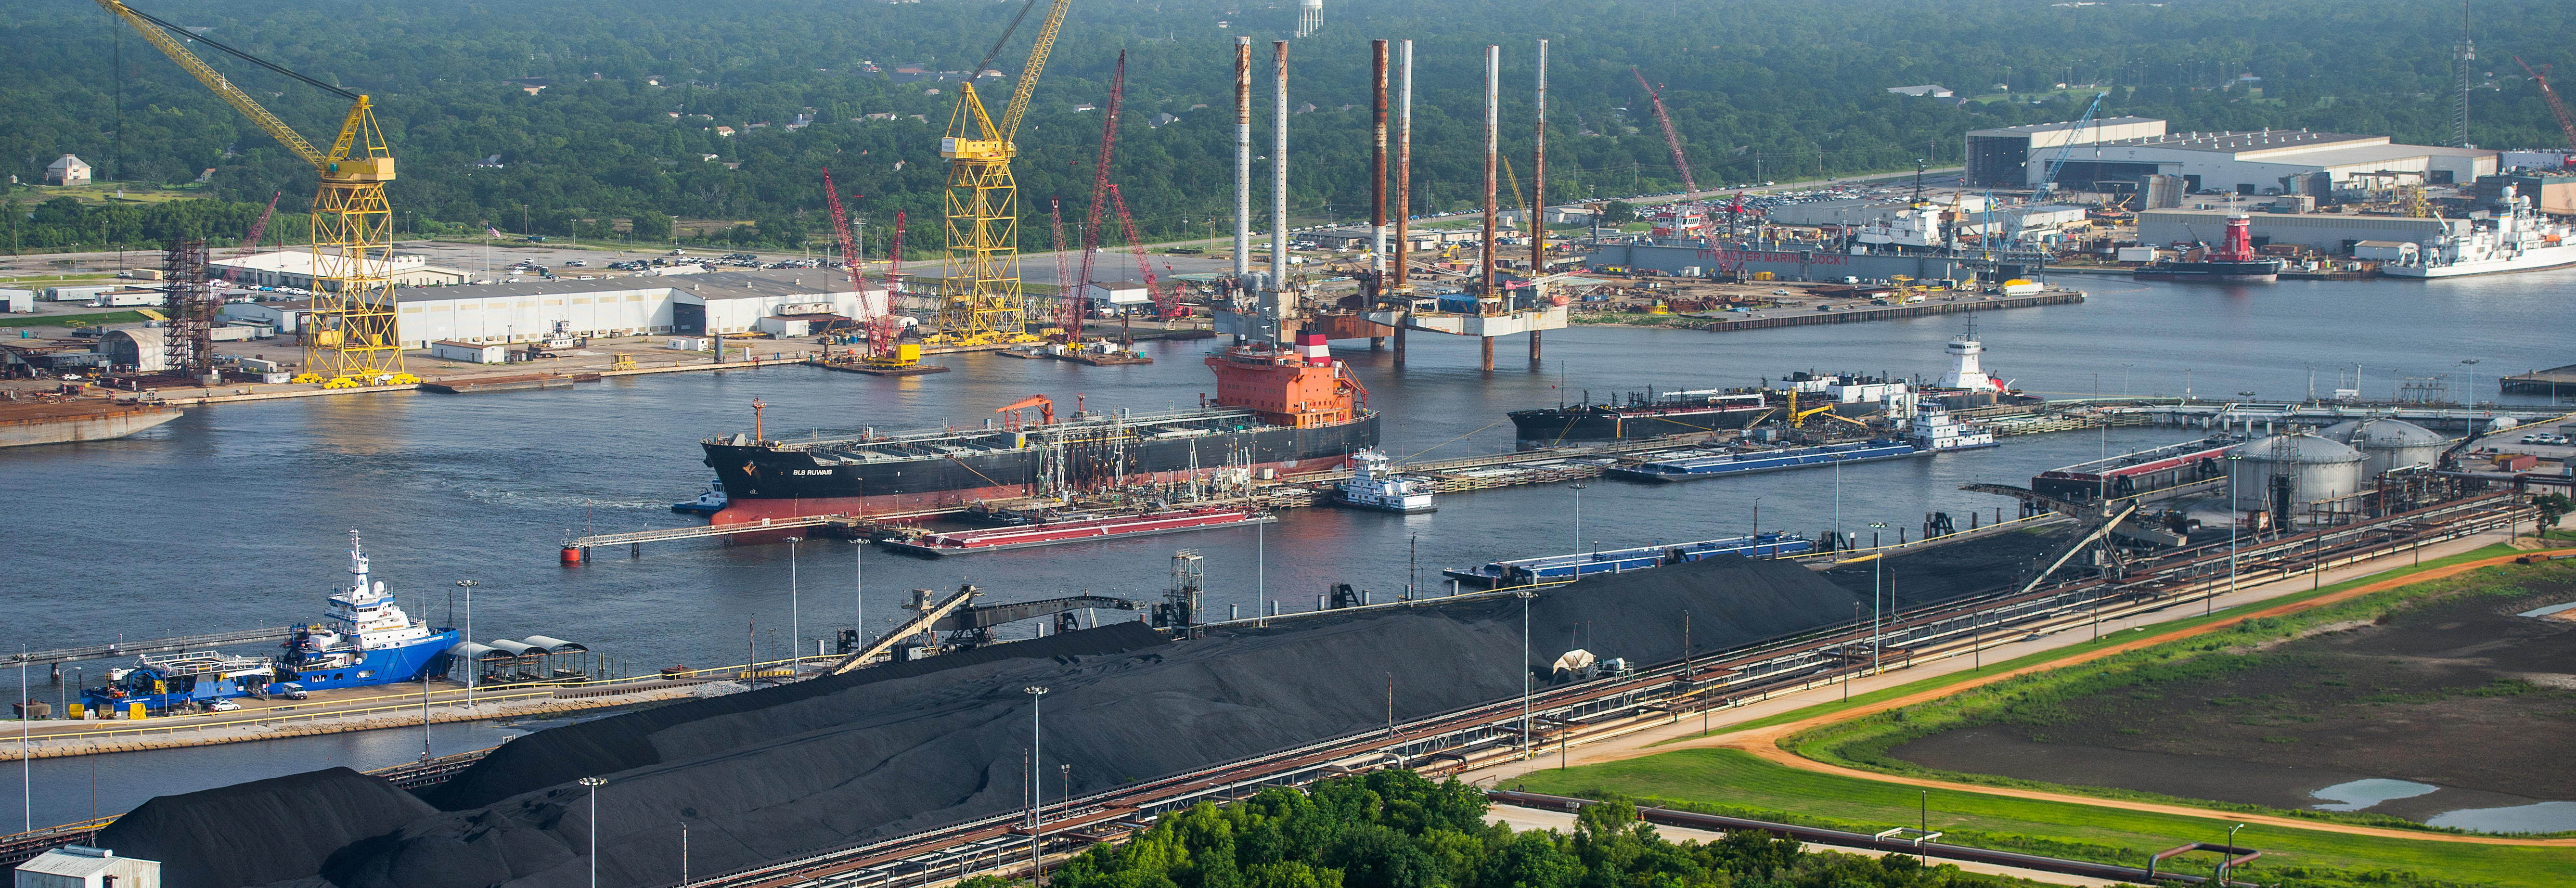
<box><xmin>2036</xmin><ymin>91</ymin><xmax>2111</xmax><ymax>196</ymax></box>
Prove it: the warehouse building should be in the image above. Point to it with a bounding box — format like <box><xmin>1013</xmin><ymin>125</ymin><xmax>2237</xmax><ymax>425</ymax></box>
<box><xmin>1965</xmin><ymin>116</ymin><xmax>2168</xmax><ymax>186</ymax></box>
<box><xmin>2137</xmin><ymin>207</ymin><xmax>2452</xmax><ymax>255</ymax></box>
<box><xmin>388</xmin><ymin>270</ymin><xmax>882</xmax><ymax>349</ymax></box>
<box><xmin>213</xmin><ymin>250</ymin><xmax>474</xmax><ymax>290</ymax></box>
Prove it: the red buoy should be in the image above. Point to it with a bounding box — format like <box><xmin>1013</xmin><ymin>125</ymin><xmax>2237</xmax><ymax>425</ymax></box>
<box><xmin>560</xmin><ymin>546</ymin><xmax>583</xmax><ymax>565</ymax></box>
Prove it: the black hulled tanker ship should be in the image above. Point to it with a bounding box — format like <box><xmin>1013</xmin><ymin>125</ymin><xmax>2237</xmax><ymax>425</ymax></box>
<box><xmin>1509</xmin><ymin>390</ymin><xmax>1773</xmax><ymax>447</ymax></box>
<box><xmin>702</xmin><ymin>333</ymin><xmax>1377</xmax><ymax>523</ymax></box>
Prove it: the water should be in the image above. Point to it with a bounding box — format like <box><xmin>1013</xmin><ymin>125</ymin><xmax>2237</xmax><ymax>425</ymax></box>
<box><xmin>2429</xmin><ymin>800</ymin><xmax>2576</xmax><ymax>834</ymax></box>
<box><xmin>2308</xmin><ymin>777</ymin><xmax>2440</xmax><ymax>811</ymax></box>
<box><xmin>2</xmin><ymin>269</ymin><xmax>2569</xmax><ymax>824</ymax></box>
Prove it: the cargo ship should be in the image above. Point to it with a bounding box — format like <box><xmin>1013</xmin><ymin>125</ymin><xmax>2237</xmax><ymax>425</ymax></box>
<box><xmin>2133</xmin><ymin>215</ymin><xmax>2283</xmax><ymax>283</ymax></box>
<box><xmin>2381</xmin><ymin>185</ymin><xmax>2576</xmax><ymax>278</ymax></box>
<box><xmin>702</xmin><ymin>332</ymin><xmax>1377</xmax><ymax>522</ymax></box>
<box><xmin>85</xmin><ymin>532</ymin><xmax>458</xmax><ymax>713</ymax></box>
<box><xmin>1443</xmin><ymin>532</ymin><xmax>1814</xmax><ymax>588</ymax></box>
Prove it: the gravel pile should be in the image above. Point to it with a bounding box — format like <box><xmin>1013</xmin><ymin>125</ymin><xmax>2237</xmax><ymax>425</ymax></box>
<box><xmin>124</xmin><ymin>555</ymin><xmax>1863</xmax><ymax>888</ymax></box>
<box><xmin>1818</xmin><ymin>525</ymin><xmax>2073</xmax><ymax>607</ymax></box>
<box><xmin>96</xmin><ymin>767</ymin><xmax>437</xmax><ymax>888</ymax></box>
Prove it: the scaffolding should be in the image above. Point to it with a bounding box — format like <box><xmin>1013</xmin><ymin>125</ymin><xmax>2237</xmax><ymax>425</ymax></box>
<box><xmin>161</xmin><ymin>239</ymin><xmax>215</xmax><ymax>378</ymax></box>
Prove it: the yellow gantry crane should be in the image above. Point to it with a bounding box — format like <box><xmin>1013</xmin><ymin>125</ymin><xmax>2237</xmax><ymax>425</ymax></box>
<box><xmin>97</xmin><ymin>0</ymin><xmax>408</xmax><ymax>384</ymax></box>
<box><xmin>933</xmin><ymin>0</ymin><xmax>1074</xmax><ymax>346</ymax></box>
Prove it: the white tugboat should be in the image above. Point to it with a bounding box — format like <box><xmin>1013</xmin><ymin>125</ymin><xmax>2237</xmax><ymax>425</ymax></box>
<box><xmin>1335</xmin><ymin>450</ymin><xmax>1437</xmax><ymax>514</ymax></box>
<box><xmin>1908</xmin><ymin>401</ymin><xmax>1997</xmax><ymax>452</ymax></box>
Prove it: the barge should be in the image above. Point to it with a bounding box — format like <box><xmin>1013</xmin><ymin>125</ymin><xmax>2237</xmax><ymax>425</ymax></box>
<box><xmin>1606</xmin><ymin>439</ymin><xmax>1924</xmax><ymax>483</ymax></box>
<box><xmin>880</xmin><ymin>506</ymin><xmax>1274</xmax><ymax>556</ymax></box>
<box><xmin>1443</xmin><ymin>532</ymin><xmax>1815</xmax><ymax>588</ymax></box>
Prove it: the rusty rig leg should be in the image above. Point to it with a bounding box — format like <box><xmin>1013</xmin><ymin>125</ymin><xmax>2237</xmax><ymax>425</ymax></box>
<box><xmin>1529</xmin><ymin>330</ymin><xmax>1542</xmax><ymax>364</ymax></box>
<box><xmin>1481</xmin><ymin>336</ymin><xmax>1494</xmax><ymax>370</ymax></box>
<box><xmin>1393</xmin><ymin>326</ymin><xmax>1407</xmax><ymax>365</ymax></box>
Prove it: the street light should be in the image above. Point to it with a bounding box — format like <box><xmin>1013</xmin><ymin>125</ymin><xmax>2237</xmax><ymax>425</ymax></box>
<box><xmin>851</xmin><ymin>538</ymin><xmax>865</xmax><ymax>657</ymax></box>
<box><xmin>1868</xmin><ymin>523</ymin><xmax>1889</xmax><ymax>674</ymax></box>
<box><xmin>784</xmin><ymin>536</ymin><xmax>803</xmax><ymax>666</ymax></box>
<box><xmin>2459</xmin><ymin>359</ymin><xmax>2480</xmax><ymax>409</ymax></box>
<box><xmin>1568</xmin><ymin>483</ymin><xmax>1588</xmax><ymax>552</ymax></box>
<box><xmin>1516</xmin><ymin>589</ymin><xmax>1536</xmax><ymax>759</ymax></box>
<box><xmin>456</xmin><ymin>580</ymin><xmax>478</xmax><ymax>707</ymax></box>
<box><xmin>2220</xmin><ymin>823</ymin><xmax>2246</xmax><ymax>883</ymax></box>
<box><xmin>578</xmin><ymin>776</ymin><xmax>607</xmax><ymax>888</ymax></box>
<box><xmin>1024</xmin><ymin>686</ymin><xmax>1049</xmax><ymax>885</ymax></box>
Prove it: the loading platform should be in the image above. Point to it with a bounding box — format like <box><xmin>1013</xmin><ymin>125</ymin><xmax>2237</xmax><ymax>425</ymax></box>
<box><xmin>10</xmin><ymin>627</ymin><xmax>293</xmax><ymax>678</ymax></box>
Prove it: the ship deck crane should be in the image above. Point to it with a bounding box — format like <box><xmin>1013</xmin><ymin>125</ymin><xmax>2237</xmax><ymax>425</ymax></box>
<box><xmin>97</xmin><ymin>0</ymin><xmax>408</xmax><ymax>384</ymax></box>
<box><xmin>933</xmin><ymin>0</ymin><xmax>1075</xmax><ymax>347</ymax></box>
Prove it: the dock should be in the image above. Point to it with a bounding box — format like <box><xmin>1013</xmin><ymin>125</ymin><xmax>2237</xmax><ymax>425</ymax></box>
<box><xmin>2499</xmin><ymin>364</ymin><xmax>2576</xmax><ymax>398</ymax></box>
<box><xmin>419</xmin><ymin>373</ymin><xmax>587</xmax><ymax>394</ymax></box>
<box><xmin>1612</xmin><ymin>290</ymin><xmax>2084</xmax><ymax>334</ymax></box>
<box><xmin>9</xmin><ymin>627</ymin><xmax>292</xmax><ymax>677</ymax></box>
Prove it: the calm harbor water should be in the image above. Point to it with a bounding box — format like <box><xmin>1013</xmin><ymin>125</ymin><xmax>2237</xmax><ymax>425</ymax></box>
<box><xmin>2</xmin><ymin>269</ymin><xmax>2569</xmax><ymax>827</ymax></box>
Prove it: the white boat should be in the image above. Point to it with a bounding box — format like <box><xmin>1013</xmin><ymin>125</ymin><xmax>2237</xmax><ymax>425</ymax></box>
<box><xmin>2382</xmin><ymin>185</ymin><xmax>2576</xmax><ymax>278</ymax></box>
<box><xmin>1909</xmin><ymin>402</ymin><xmax>1997</xmax><ymax>452</ymax></box>
<box><xmin>1335</xmin><ymin>450</ymin><xmax>1436</xmax><ymax>513</ymax></box>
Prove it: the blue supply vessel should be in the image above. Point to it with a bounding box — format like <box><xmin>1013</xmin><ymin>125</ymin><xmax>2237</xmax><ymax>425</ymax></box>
<box><xmin>1605</xmin><ymin>439</ymin><xmax>1923</xmax><ymax>482</ymax></box>
<box><xmin>83</xmin><ymin>531</ymin><xmax>458</xmax><ymax>714</ymax></box>
<box><xmin>1443</xmin><ymin>532</ymin><xmax>1814</xmax><ymax>588</ymax></box>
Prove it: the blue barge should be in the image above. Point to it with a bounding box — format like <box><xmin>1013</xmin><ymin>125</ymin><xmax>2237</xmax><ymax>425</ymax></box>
<box><xmin>1443</xmin><ymin>532</ymin><xmax>1815</xmax><ymax>588</ymax></box>
<box><xmin>1605</xmin><ymin>439</ymin><xmax>1924</xmax><ymax>482</ymax></box>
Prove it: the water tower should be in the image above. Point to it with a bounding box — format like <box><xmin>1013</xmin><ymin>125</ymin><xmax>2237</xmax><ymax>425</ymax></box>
<box><xmin>1296</xmin><ymin>0</ymin><xmax>1323</xmax><ymax>37</ymax></box>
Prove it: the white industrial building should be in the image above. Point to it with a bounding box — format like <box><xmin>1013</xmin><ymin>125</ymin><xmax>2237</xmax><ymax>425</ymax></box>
<box><xmin>14</xmin><ymin>845</ymin><xmax>161</xmax><ymax>888</ymax></box>
<box><xmin>1077</xmin><ymin>283</ymin><xmax>1151</xmax><ymax>306</ymax></box>
<box><xmin>1765</xmin><ymin>192</ymin><xmax>1995</xmax><ymax>228</ymax></box>
<box><xmin>1969</xmin><ymin>116</ymin><xmax>2497</xmax><ymax>194</ymax></box>
<box><xmin>213</xmin><ymin>250</ymin><xmax>473</xmax><ymax>290</ymax></box>
<box><xmin>388</xmin><ymin>270</ymin><xmax>884</xmax><ymax>349</ymax></box>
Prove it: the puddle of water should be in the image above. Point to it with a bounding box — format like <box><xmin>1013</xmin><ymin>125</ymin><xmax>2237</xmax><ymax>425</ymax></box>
<box><xmin>2515</xmin><ymin>602</ymin><xmax>2576</xmax><ymax>618</ymax></box>
<box><xmin>2310</xmin><ymin>778</ymin><xmax>2440</xmax><ymax>811</ymax></box>
<box><xmin>2429</xmin><ymin>801</ymin><xmax>2576</xmax><ymax>834</ymax></box>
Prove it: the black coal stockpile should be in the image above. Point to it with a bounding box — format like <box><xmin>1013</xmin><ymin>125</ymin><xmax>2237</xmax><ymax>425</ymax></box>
<box><xmin>130</xmin><ymin>555</ymin><xmax>1859</xmax><ymax>888</ymax></box>
<box><xmin>1820</xmin><ymin>525</ymin><xmax>2072</xmax><ymax>607</ymax></box>
<box><xmin>95</xmin><ymin>767</ymin><xmax>437</xmax><ymax>888</ymax></box>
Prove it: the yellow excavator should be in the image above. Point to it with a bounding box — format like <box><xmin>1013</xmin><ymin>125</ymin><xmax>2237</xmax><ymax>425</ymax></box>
<box><xmin>98</xmin><ymin>0</ymin><xmax>413</xmax><ymax>386</ymax></box>
<box><xmin>1785</xmin><ymin>389</ymin><xmax>1870</xmax><ymax>429</ymax></box>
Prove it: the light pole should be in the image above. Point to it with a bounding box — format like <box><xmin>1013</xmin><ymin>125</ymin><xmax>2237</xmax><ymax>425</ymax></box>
<box><xmin>579</xmin><ymin>776</ymin><xmax>606</xmax><ymax>888</ymax></box>
<box><xmin>2459</xmin><ymin>359</ymin><xmax>2479</xmax><ymax>409</ymax></box>
<box><xmin>1751</xmin><ymin>496</ymin><xmax>1763</xmax><ymax>543</ymax></box>
<box><xmin>1024</xmin><ymin>686</ymin><xmax>1049</xmax><ymax>885</ymax></box>
<box><xmin>20</xmin><ymin>645</ymin><xmax>28</xmax><ymax>832</ymax></box>
<box><xmin>1569</xmin><ymin>483</ymin><xmax>1587</xmax><ymax>552</ymax></box>
<box><xmin>2221</xmin><ymin>823</ymin><xmax>2245</xmax><ymax>884</ymax></box>
<box><xmin>456</xmin><ymin>580</ymin><xmax>477</xmax><ymax>707</ymax></box>
<box><xmin>784</xmin><ymin>536</ymin><xmax>803</xmax><ymax>665</ymax></box>
<box><xmin>852</xmin><ymin>539</ymin><xmax>864</xmax><ymax>655</ymax></box>
<box><xmin>1868</xmin><ymin>522</ymin><xmax>1888</xmax><ymax>675</ymax></box>
<box><xmin>2224</xmin><ymin>453</ymin><xmax>2241</xmax><ymax>615</ymax></box>
<box><xmin>1516</xmin><ymin>589</ymin><xmax>1536</xmax><ymax>759</ymax></box>
<box><xmin>680</xmin><ymin>821</ymin><xmax>689</xmax><ymax>888</ymax></box>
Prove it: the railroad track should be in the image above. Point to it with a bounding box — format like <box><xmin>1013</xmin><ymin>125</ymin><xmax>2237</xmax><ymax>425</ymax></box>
<box><xmin>672</xmin><ymin>494</ymin><xmax>2524</xmax><ymax>888</ymax></box>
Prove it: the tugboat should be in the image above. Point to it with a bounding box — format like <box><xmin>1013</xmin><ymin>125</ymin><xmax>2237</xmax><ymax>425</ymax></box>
<box><xmin>671</xmin><ymin>479</ymin><xmax>728</xmax><ymax>515</ymax></box>
<box><xmin>1335</xmin><ymin>450</ymin><xmax>1436</xmax><ymax>513</ymax></box>
<box><xmin>2134</xmin><ymin>215</ymin><xmax>2283</xmax><ymax>283</ymax></box>
<box><xmin>1907</xmin><ymin>402</ymin><xmax>1997</xmax><ymax>452</ymax></box>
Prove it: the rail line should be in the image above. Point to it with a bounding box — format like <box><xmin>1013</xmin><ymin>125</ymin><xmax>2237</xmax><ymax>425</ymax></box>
<box><xmin>669</xmin><ymin>494</ymin><xmax>2525</xmax><ymax>888</ymax></box>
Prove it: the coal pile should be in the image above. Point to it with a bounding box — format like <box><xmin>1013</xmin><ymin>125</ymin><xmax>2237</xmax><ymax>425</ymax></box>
<box><xmin>1820</xmin><ymin>525</ymin><xmax>2072</xmax><ymax>607</ymax></box>
<box><xmin>129</xmin><ymin>556</ymin><xmax>1860</xmax><ymax>888</ymax></box>
<box><xmin>96</xmin><ymin>767</ymin><xmax>436</xmax><ymax>888</ymax></box>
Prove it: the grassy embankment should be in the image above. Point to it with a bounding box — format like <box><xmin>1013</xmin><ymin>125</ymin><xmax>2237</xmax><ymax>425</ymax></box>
<box><xmin>0</xmin><ymin>310</ymin><xmax>148</xmax><ymax>328</ymax></box>
<box><xmin>1516</xmin><ymin>545</ymin><xmax>2576</xmax><ymax>887</ymax></box>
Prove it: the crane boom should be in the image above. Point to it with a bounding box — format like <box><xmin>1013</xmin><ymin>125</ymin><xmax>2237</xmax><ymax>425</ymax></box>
<box><xmin>1074</xmin><ymin>50</ymin><xmax>1128</xmax><ymax>336</ymax></box>
<box><xmin>1109</xmin><ymin>183</ymin><xmax>1169</xmax><ymax>317</ymax></box>
<box><xmin>1632</xmin><ymin>68</ymin><xmax>1698</xmax><ymax>193</ymax></box>
<box><xmin>96</xmin><ymin>0</ymin><xmax>328</xmax><ymax>167</ymax></box>
<box><xmin>2514</xmin><ymin>57</ymin><xmax>2576</xmax><ymax>150</ymax></box>
<box><xmin>997</xmin><ymin>0</ymin><xmax>1074</xmax><ymax>141</ymax></box>
<box><xmin>2038</xmin><ymin>92</ymin><xmax>2110</xmax><ymax>195</ymax></box>
<box><xmin>218</xmin><ymin>191</ymin><xmax>282</xmax><ymax>283</ymax></box>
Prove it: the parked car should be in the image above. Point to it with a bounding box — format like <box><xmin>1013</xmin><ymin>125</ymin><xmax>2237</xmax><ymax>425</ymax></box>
<box><xmin>276</xmin><ymin>682</ymin><xmax>309</xmax><ymax>700</ymax></box>
<box><xmin>206</xmin><ymin>699</ymin><xmax>242</xmax><ymax>712</ymax></box>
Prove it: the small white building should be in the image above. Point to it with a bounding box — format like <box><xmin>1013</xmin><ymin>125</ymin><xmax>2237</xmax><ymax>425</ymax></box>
<box><xmin>0</xmin><ymin>288</ymin><xmax>34</xmax><ymax>312</ymax></box>
<box><xmin>1078</xmin><ymin>283</ymin><xmax>1151</xmax><ymax>306</ymax></box>
<box><xmin>428</xmin><ymin>340</ymin><xmax>510</xmax><ymax>364</ymax></box>
<box><xmin>219</xmin><ymin>302</ymin><xmax>310</xmax><ymax>334</ymax></box>
<box><xmin>754</xmin><ymin>313</ymin><xmax>848</xmax><ymax>337</ymax></box>
<box><xmin>45</xmin><ymin>154</ymin><xmax>91</xmax><ymax>187</ymax></box>
<box><xmin>14</xmin><ymin>846</ymin><xmax>160</xmax><ymax>888</ymax></box>
<box><xmin>2352</xmin><ymin>240</ymin><xmax>2419</xmax><ymax>261</ymax></box>
<box><xmin>1886</xmin><ymin>85</ymin><xmax>1954</xmax><ymax>98</ymax></box>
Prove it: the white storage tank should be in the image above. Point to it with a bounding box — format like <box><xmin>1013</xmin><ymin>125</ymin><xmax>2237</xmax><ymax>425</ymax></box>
<box><xmin>2226</xmin><ymin>431</ymin><xmax>2366</xmax><ymax>524</ymax></box>
<box><xmin>2319</xmin><ymin>418</ymin><xmax>2448</xmax><ymax>476</ymax></box>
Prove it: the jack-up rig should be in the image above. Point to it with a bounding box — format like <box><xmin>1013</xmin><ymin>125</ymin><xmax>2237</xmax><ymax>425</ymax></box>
<box><xmin>928</xmin><ymin>0</ymin><xmax>1073</xmax><ymax>347</ymax></box>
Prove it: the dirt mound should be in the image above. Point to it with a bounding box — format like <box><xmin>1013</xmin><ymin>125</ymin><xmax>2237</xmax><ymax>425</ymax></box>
<box><xmin>97</xmin><ymin>767</ymin><xmax>436</xmax><ymax>888</ymax></box>
<box><xmin>1819</xmin><ymin>526</ymin><xmax>2072</xmax><ymax>607</ymax></box>
<box><xmin>169</xmin><ymin>556</ymin><xmax>1861</xmax><ymax>888</ymax></box>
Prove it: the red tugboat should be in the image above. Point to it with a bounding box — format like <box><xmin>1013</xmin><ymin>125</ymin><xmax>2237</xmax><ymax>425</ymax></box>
<box><xmin>2134</xmin><ymin>215</ymin><xmax>2284</xmax><ymax>283</ymax></box>
<box><xmin>700</xmin><ymin>332</ymin><xmax>1376</xmax><ymax>525</ymax></box>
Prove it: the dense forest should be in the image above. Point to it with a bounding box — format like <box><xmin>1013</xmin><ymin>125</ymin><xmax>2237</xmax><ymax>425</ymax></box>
<box><xmin>1039</xmin><ymin>770</ymin><xmax>2040</xmax><ymax>888</ymax></box>
<box><xmin>4</xmin><ymin>0</ymin><xmax>2573</xmax><ymax>253</ymax></box>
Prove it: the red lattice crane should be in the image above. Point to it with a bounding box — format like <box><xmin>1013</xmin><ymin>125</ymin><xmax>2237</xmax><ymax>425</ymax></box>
<box><xmin>820</xmin><ymin>167</ymin><xmax>901</xmax><ymax>361</ymax></box>
<box><xmin>1049</xmin><ymin>198</ymin><xmax>1074</xmax><ymax>332</ymax></box>
<box><xmin>1108</xmin><ymin>183</ymin><xmax>1175</xmax><ymax>323</ymax></box>
<box><xmin>2514</xmin><ymin>56</ymin><xmax>2576</xmax><ymax>151</ymax></box>
<box><xmin>217</xmin><ymin>191</ymin><xmax>282</xmax><ymax>284</ymax></box>
<box><xmin>1631</xmin><ymin>67</ymin><xmax>1699</xmax><ymax>193</ymax></box>
<box><xmin>1069</xmin><ymin>50</ymin><xmax>1129</xmax><ymax>339</ymax></box>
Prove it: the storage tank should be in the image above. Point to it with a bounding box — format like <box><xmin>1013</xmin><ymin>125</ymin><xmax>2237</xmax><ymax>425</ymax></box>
<box><xmin>2226</xmin><ymin>431</ymin><xmax>2366</xmax><ymax>524</ymax></box>
<box><xmin>2319</xmin><ymin>418</ymin><xmax>2448</xmax><ymax>476</ymax></box>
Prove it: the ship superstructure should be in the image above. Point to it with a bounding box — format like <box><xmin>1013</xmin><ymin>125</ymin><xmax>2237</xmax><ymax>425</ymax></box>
<box><xmin>2381</xmin><ymin>184</ymin><xmax>2576</xmax><ymax>278</ymax></box>
<box><xmin>277</xmin><ymin>531</ymin><xmax>458</xmax><ymax>690</ymax></box>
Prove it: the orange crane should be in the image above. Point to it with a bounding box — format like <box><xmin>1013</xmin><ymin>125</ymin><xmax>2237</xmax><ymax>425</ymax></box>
<box><xmin>820</xmin><ymin>168</ymin><xmax>918</xmax><ymax>369</ymax></box>
<box><xmin>2515</xmin><ymin>56</ymin><xmax>2576</xmax><ymax>150</ymax></box>
<box><xmin>1071</xmin><ymin>50</ymin><xmax>1129</xmax><ymax>339</ymax></box>
<box><xmin>1631</xmin><ymin>67</ymin><xmax>1698</xmax><ymax>193</ymax></box>
<box><xmin>216</xmin><ymin>191</ymin><xmax>282</xmax><ymax>284</ymax></box>
<box><xmin>1108</xmin><ymin>183</ymin><xmax>1178</xmax><ymax>325</ymax></box>
<box><xmin>1049</xmin><ymin>198</ymin><xmax>1074</xmax><ymax>335</ymax></box>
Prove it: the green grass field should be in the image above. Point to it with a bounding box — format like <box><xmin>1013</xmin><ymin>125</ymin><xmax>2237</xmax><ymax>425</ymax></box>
<box><xmin>1514</xmin><ymin>748</ymin><xmax>2576</xmax><ymax>887</ymax></box>
<box><xmin>0</xmin><ymin>310</ymin><xmax>147</xmax><ymax>329</ymax></box>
